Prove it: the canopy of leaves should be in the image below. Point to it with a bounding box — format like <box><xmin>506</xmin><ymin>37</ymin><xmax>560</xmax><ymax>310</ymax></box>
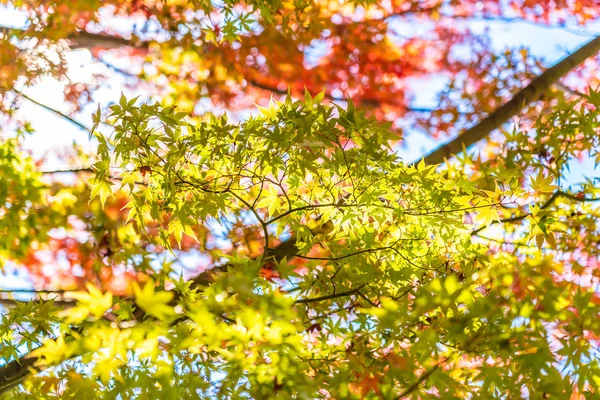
<box><xmin>0</xmin><ymin>0</ymin><xmax>599</xmax><ymax>399</ymax></box>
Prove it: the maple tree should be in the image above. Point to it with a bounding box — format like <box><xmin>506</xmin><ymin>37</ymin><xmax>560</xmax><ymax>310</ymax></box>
<box><xmin>0</xmin><ymin>0</ymin><xmax>600</xmax><ymax>398</ymax></box>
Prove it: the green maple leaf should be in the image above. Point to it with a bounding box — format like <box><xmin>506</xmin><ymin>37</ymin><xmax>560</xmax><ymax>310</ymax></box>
<box><xmin>132</xmin><ymin>280</ymin><xmax>176</xmax><ymax>321</ymax></box>
<box><xmin>476</xmin><ymin>206</ymin><xmax>500</xmax><ymax>227</ymax></box>
<box><xmin>530</xmin><ymin>170</ymin><xmax>557</xmax><ymax>193</ymax></box>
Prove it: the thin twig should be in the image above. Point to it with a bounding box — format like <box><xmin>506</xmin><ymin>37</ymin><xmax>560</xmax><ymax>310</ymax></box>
<box><xmin>394</xmin><ymin>363</ymin><xmax>442</xmax><ymax>399</ymax></box>
<box><xmin>472</xmin><ymin>190</ymin><xmax>600</xmax><ymax>234</ymax></box>
<box><xmin>41</xmin><ymin>168</ymin><xmax>94</xmax><ymax>175</ymax></box>
<box><xmin>14</xmin><ymin>89</ymin><xmax>92</xmax><ymax>134</ymax></box>
<box><xmin>294</xmin><ymin>285</ymin><xmax>366</xmax><ymax>304</ymax></box>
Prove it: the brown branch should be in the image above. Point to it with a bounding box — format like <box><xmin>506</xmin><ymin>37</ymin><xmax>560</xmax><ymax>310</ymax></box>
<box><xmin>0</xmin><ymin>289</ymin><xmax>81</xmax><ymax>308</ymax></box>
<box><xmin>0</xmin><ymin>356</ymin><xmax>37</xmax><ymax>395</ymax></box>
<box><xmin>473</xmin><ymin>234</ymin><xmax>536</xmax><ymax>249</ymax></box>
<box><xmin>14</xmin><ymin>89</ymin><xmax>92</xmax><ymax>134</ymax></box>
<box><xmin>472</xmin><ymin>190</ymin><xmax>600</xmax><ymax>234</ymax></box>
<box><xmin>41</xmin><ymin>168</ymin><xmax>94</xmax><ymax>175</ymax></box>
<box><xmin>294</xmin><ymin>285</ymin><xmax>366</xmax><ymax>304</ymax></box>
<box><xmin>422</xmin><ymin>35</ymin><xmax>600</xmax><ymax>165</ymax></box>
<box><xmin>0</xmin><ymin>289</ymin><xmax>67</xmax><ymax>293</ymax></box>
<box><xmin>0</xmin><ymin>25</ymin><xmax>146</xmax><ymax>50</ymax></box>
<box><xmin>394</xmin><ymin>363</ymin><xmax>442</xmax><ymax>399</ymax></box>
<box><xmin>0</xmin><ymin>298</ymin><xmax>74</xmax><ymax>308</ymax></box>
<box><xmin>40</xmin><ymin>168</ymin><xmax>149</xmax><ymax>186</ymax></box>
<box><xmin>266</xmin><ymin>245</ymin><xmax>395</xmax><ymax>262</ymax></box>
<box><xmin>94</xmin><ymin>57</ymin><xmax>140</xmax><ymax>78</ymax></box>
<box><xmin>68</xmin><ymin>31</ymin><xmax>147</xmax><ymax>50</ymax></box>
<box><xmin>556</xmin><ymin>191</ymin><xmax>600</xmax><ymax>203</ymax></box>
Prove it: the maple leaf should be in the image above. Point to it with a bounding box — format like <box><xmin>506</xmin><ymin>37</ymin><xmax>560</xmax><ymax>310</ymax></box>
<box><xmin>530</xmin><ymin>171</ymin><xmax>558</xmax><ymax>193</ymax></box>
<box><xmin>68</xmin><ymin>283</ymin><xmax>113</xmax><ymax>319</ymax></box>
<box><xmin>132</xmin><ymin>280</ymin><xmax>175</xmax><ymax>321</ymax></box>
<box><xmin>475</xmin><ymin>206</ymin><xmax>500</xmax><ymax>227</ymax></box>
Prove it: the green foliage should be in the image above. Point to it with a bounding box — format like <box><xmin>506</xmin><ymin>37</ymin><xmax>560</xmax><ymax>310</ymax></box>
<box><xmin>2</xmin><ymin>0</ymin><xmax>600</xmax><ymax>397</ymax></box>
<box><xmin>47</xmin><ymin>95</ymin><xmax>540</xmax><ymax>397</ymax></box>
<box><xmin>2</xmin><ymin>90</ymin><xmax>600</xmax><ymax>397</ymax></box>
<box><xmin>0</xmin><ymin>139</ymin><xmax>46</xmax><ymax>261</ymax></box>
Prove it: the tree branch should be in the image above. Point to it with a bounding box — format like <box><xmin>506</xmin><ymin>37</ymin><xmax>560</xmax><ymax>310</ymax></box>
<box><xmin>68</xmin><ymin>31</ymin><xmax>146</xmax><ymax>50</ymax></box>
<box><xmin>93</xmin><ymin>57</ymin><xmax>140</xmax><ymax>78</ymax></box>
<box><xmin>0</xmin><ymin>298</ymin><xmax>74</xmax><ymax>308</ymax></box>
<box><xmin>422</xmin><ymin>35</ymin><xmax>600</xmax><ymax>165</ymax></box>
<box><xmin>14</xmin><ymin>89</ymin><xmax>92</xmax><ymax>134</ymax></box>
<box><xmin>0</xmin><ymin>356</ymin><xmax>37</xmax><ymax>395</ymax></box>
<box><xmin>394</xmin><ymin>363</ymin><xmax>441</xmax><ymax>399</ymax></box>
<box><xmin>472</xmin><ymin>190</ymin><xmax>600</xmax><ymax>234</ymax></box>
<box><xmin>40</xmin><ymin>168</ymin><xmax>94</xmax><ymax>175</ymax></box>
<box><xmin>0</xmin><ymin>289</ymin><xmax>80</xmax><ymax>308</ymax></box>
<box><xmin>0</xmin><ymin>25</ymin><xmax>146</xmax><ymax>50</ymax></box>
<box><xmin>266</xmin><ymin>245</ymin><xmax>396</xmax><ymax>262</ymax></box>
<box><xmin>294</xmin><ymin>285</ymin><xmax>365</xmax><ymax>304</ymax></box>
